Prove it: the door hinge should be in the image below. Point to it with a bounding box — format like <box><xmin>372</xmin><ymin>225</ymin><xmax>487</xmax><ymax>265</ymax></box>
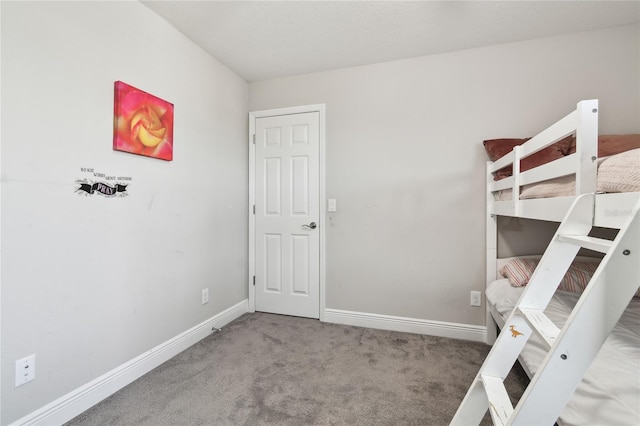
<box><xmin>253</xmin><ymin>205</ymin><xmax>256</xmax><ymax>214</ymax></box>
<box><xmin>253</xmin><ymin>276</ymin><xmax>256</xmax><ymax>286</ymax></box>
<box><xmin>252</xmin><ymin>134</ymin><xmax>256</xmax><ymax>144</ymax></box>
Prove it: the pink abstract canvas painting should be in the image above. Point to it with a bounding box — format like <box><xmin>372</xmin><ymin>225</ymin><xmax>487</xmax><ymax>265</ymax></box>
<box><xmin>113</xmin><ymin>81</ymin><xmax>174</xmax><ymax>161</ymax></box>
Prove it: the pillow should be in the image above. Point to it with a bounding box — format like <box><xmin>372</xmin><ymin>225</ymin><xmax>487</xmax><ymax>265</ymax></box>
<box><xmin>598</xmin><ymin>134</ymin><xmax>640</xmax><ymax>157</ymax></box>
<box><xmin>597</xmin><ymin>148</ymin><xmax>640</xmax><ymax>193</ymax></box>
<box><xmin>519</xmin><ymin>175</ymin><xmax>576</xmax><ymax>199</ymax></box>
<box><xmin>502</xmin><ymin>257</ymin><xmax>640</xmax><ymax>297</ymax></box>
<box><xmin>483</xmin><ymin>138</ymin><xmax>529</xmax><ymax>161</ymax></box>
<box><xmin>563</xmin><ymin>134</ymin><xmax>640</xmax><ymax>157</ymax></box>
<box><xmin>500</xmin><ymin>258</ymin><xmax>538</xmax><ymax>287</ymax></box>
<box><xmin>559</xmin><ymin>262</ymin><xmax>598</xmax><ymax>293</ymax></box>
<box><xmin>483</xmin><ymin>136</ymin><xmax>573</xmax><ymax>180</ymax></box>
<box><xmin>502</xmin><ymin>258</ymin><xmax>597</xmax><ymax>293</ymax></box>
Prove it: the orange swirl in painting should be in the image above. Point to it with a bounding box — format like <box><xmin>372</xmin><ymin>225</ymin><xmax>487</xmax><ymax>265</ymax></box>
<box><xmin>113</xmin><ymin>81</ymin><xmax>174</xmax><ymax>161</ymax></box>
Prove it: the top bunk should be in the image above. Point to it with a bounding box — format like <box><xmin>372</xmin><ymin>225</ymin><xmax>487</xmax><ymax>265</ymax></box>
<box><xmin>485</xmin><ymin>99</ymin><xmax>640</xmax><ymax>228</ymax></box>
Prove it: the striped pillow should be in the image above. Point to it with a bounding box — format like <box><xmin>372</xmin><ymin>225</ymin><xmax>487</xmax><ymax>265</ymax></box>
<box><xmin>560</xmin><ymin>262</ymin><xmax>598</xmax><ymax>293</ymax></box>
<box><xmin>502</xmin><ymin>258</ymin><xmax>598</xmax><ymax>293</ymax></box>
<box><xmin>501</xmin><ymin>258</ymin><xmax>538</xmax><ymax>287</ymax></box>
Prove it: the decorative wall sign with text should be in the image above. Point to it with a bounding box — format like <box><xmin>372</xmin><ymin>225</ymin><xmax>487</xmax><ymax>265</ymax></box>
<box><xmin>75</xmin><ymin>167</ymin><xmax>132</xmax><ymax>198</ymax></box>
<box><xmin>113</xmin><ymin>81</ymin><xmax>174</xmax><ymax>161</ymax></box>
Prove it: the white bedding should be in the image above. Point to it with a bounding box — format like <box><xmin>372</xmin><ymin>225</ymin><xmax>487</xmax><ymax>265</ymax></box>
<box><xmin>494</xmin><ymin>148</ymin><xmax>640</xmax><ymax>201</ymax></box>
<box><xmin>486</xmin><ymin>279</ymin><xmax>640</xmax><ymax>426</ymax></box>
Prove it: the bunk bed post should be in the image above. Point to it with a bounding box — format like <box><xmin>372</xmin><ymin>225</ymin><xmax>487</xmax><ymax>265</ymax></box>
<box><xmin>512</xmin><ymin>145</ymin><xmax>522</xmax><ymax>216</ymax></box>
<box><xmin>575</xmin><ymin>100</ymin><xmax>598</xmax><ymax>195</ymax></box>
<box><xmin>486</xmin><ymin>161</ymin><xmax>498</xmax><ymax>344</ymax></box>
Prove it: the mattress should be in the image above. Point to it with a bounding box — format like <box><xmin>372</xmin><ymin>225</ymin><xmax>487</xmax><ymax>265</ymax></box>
<box><xmin>494</xmin><ymin>148</ymin><xmax>640</xmax><ymax>201</ymax></box>
<box><xmin>486</xmin><ymin>279</ymin><xmax>640</xmax><ymax>426</ymax></box>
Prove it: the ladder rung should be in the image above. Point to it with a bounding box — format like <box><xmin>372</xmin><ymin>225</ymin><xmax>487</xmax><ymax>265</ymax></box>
<box><xmin>481</xmin><ymin>374</ymin><xmax>514</xmax><ymax>426</ymax></box>
<box><xmin>557</xmin><ymin>234</ymin><xmax>612</xmax><ymax>253</ymax></box>
<box><xmin>518</xmin><ymin>307</ymin><xmax>559</xmax><ymax>348</ymax></box>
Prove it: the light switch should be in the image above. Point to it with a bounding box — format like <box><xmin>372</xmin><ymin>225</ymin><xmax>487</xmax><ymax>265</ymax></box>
<box><xmin>328</xmin><ymin>199</ymin><xmax>337</xmax><ymax>212</ymax></box>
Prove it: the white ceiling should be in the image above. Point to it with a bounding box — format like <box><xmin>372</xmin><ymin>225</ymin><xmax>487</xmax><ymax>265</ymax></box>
<box><xmin>142</xmin><ymin>1</ymin><xmax>640</xmax><ymax>82</ymax></box>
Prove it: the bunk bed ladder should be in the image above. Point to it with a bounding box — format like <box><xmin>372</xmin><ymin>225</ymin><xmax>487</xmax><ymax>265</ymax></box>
<box><xmin>451</xmin><ymin>193</ymin><xmax>640</xmax><ymax>426</ymax></box>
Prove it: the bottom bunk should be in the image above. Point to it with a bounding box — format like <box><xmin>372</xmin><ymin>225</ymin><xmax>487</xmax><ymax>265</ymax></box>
<box><xmin>485</xmin><ymin>257</ymin><xmax>640</xmax><ymax>426</ymax></box>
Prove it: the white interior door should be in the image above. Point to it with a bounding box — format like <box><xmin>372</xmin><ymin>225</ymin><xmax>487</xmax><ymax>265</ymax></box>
<box><xmin>254</xmin><ymin>112</ymin><xmax>320</xmax><ymax>318</ymax></box>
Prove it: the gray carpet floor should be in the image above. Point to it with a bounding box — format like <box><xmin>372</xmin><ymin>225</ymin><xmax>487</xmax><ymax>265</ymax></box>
<box><xmin>66</xmin><ymin>312</ymin><xmax>529</xmax><ymax>425</ymax></box>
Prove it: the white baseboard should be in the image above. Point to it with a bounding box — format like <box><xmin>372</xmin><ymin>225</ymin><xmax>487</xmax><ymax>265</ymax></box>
<box><xmin>323</xmin><ymin>308</ymin><xmax>486</xmax><ymax>342</ymax></box>
<box><xmin>13</xmin><ymin>299</ymin><xmax>249</xmax><ymax>426</ymax></box>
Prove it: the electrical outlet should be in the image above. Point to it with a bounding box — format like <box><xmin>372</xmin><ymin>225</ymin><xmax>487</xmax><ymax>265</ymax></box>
<box><xmin>15</xmin><ymin>354</ymin><xmax>36</xmax><ymax>387</ymax></box>
<box><xmin>470</xmin><ymin>291</ymin><xmax>482</xmax><ymax>307</ymax></box>
<box><xmin>202</xmin><ymin>288</ymin><xmax>209</xmax><ymax>305</ymax></box>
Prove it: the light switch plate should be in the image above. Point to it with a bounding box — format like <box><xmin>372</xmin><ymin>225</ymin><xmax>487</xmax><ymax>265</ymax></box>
<box><xmin>328</xmin><ymin>199</ymin><xmax>337</xmax><ymax>212</ymax></box>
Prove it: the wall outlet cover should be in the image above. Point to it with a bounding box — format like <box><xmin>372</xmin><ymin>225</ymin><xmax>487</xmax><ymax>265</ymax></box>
<box><xmin>470</xmin><ymin>291</ymin><xmax>482</xmax><ymax>307</ymax></box>
<box><xmin>15</xmin><ymin>354</ymin><xmax>36</xmax><ymax>387</ymax></box>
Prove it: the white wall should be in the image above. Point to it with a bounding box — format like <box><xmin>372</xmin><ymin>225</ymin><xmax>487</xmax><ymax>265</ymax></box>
<box><xmin>1</xmin><ymin>1</ymin><xmax>248</xmax><ymax>424</ymax></box>
<box><xmin>249</xmin><ymin>25</ymin><xmax>640</xmax><ymax>326</ymax></box>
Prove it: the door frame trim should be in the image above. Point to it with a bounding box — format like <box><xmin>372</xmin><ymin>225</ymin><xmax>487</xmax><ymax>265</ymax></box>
<box><xmin>248</xmin><ymin>104</ymin><xmax>326</xmax><ymax>320</ymax></box>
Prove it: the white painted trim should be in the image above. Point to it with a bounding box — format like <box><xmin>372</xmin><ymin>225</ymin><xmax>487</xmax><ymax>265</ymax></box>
<box><xmin>248</xmin><ymin>115</ymin><xmax>256</xmax><ymax>313</ymax></box>
<box><xmin>11</xmin><ymin>300</ymin><xmax>249</xmax><ymax>426</ymax></box>
<box><xmin>318</xmin><ymin>106</ymin><xmax>326</xmax><ymax>321</ymax></box>
<box><xmin>248</xmin><ymin>104</ymin><xmax>326</xmax><ymax>319</ymax></box>
<box><xmin>0</xmin><ymin>3</ymin><xmax>4</xmax><ymax>416</ymax></box>
<box><xmin>324</xmin><ymin>308</ymin><xmax>487</xmax><ymax>343</ymax></box>
<box><xmin>486</xmin><ymin>160</ymin><xmax>498</xmax><ymax>346</ymax></box>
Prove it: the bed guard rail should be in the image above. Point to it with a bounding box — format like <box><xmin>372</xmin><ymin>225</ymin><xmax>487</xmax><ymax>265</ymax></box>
<box><xmin>487</xmin><ymin>100</ymin><xmax>599</xmax><ymax>217</ymax></box>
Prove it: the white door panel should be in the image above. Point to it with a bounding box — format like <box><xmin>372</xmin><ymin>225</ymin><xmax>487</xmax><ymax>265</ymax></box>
<box><xmin>255</xmin><ymin>112</ymin><xmax>320</xmax><ymax>318</ymax></box>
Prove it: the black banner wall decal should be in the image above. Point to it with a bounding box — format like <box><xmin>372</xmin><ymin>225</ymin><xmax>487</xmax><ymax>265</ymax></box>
<box><xmin>77</xmin><ymin>182</ymin><xmax>128</xmax><ymax>196</ymax></box>
<box><xmin>75</xmin><ymin>167</ymin><xmax>132</xmax><ymax>198</ymax></box>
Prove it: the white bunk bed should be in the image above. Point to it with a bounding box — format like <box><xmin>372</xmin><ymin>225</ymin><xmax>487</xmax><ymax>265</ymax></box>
<box><xmin>477</xmin><ymin>99</ymin><xmax>640</xmax><ymax>425</ymax></box>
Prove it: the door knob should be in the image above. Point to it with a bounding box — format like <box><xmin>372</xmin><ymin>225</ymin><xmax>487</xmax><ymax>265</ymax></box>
<box><xmin>302</xmin><ymin>222</ymin><xmax>317</xmax><ymax>230</ymax></box>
